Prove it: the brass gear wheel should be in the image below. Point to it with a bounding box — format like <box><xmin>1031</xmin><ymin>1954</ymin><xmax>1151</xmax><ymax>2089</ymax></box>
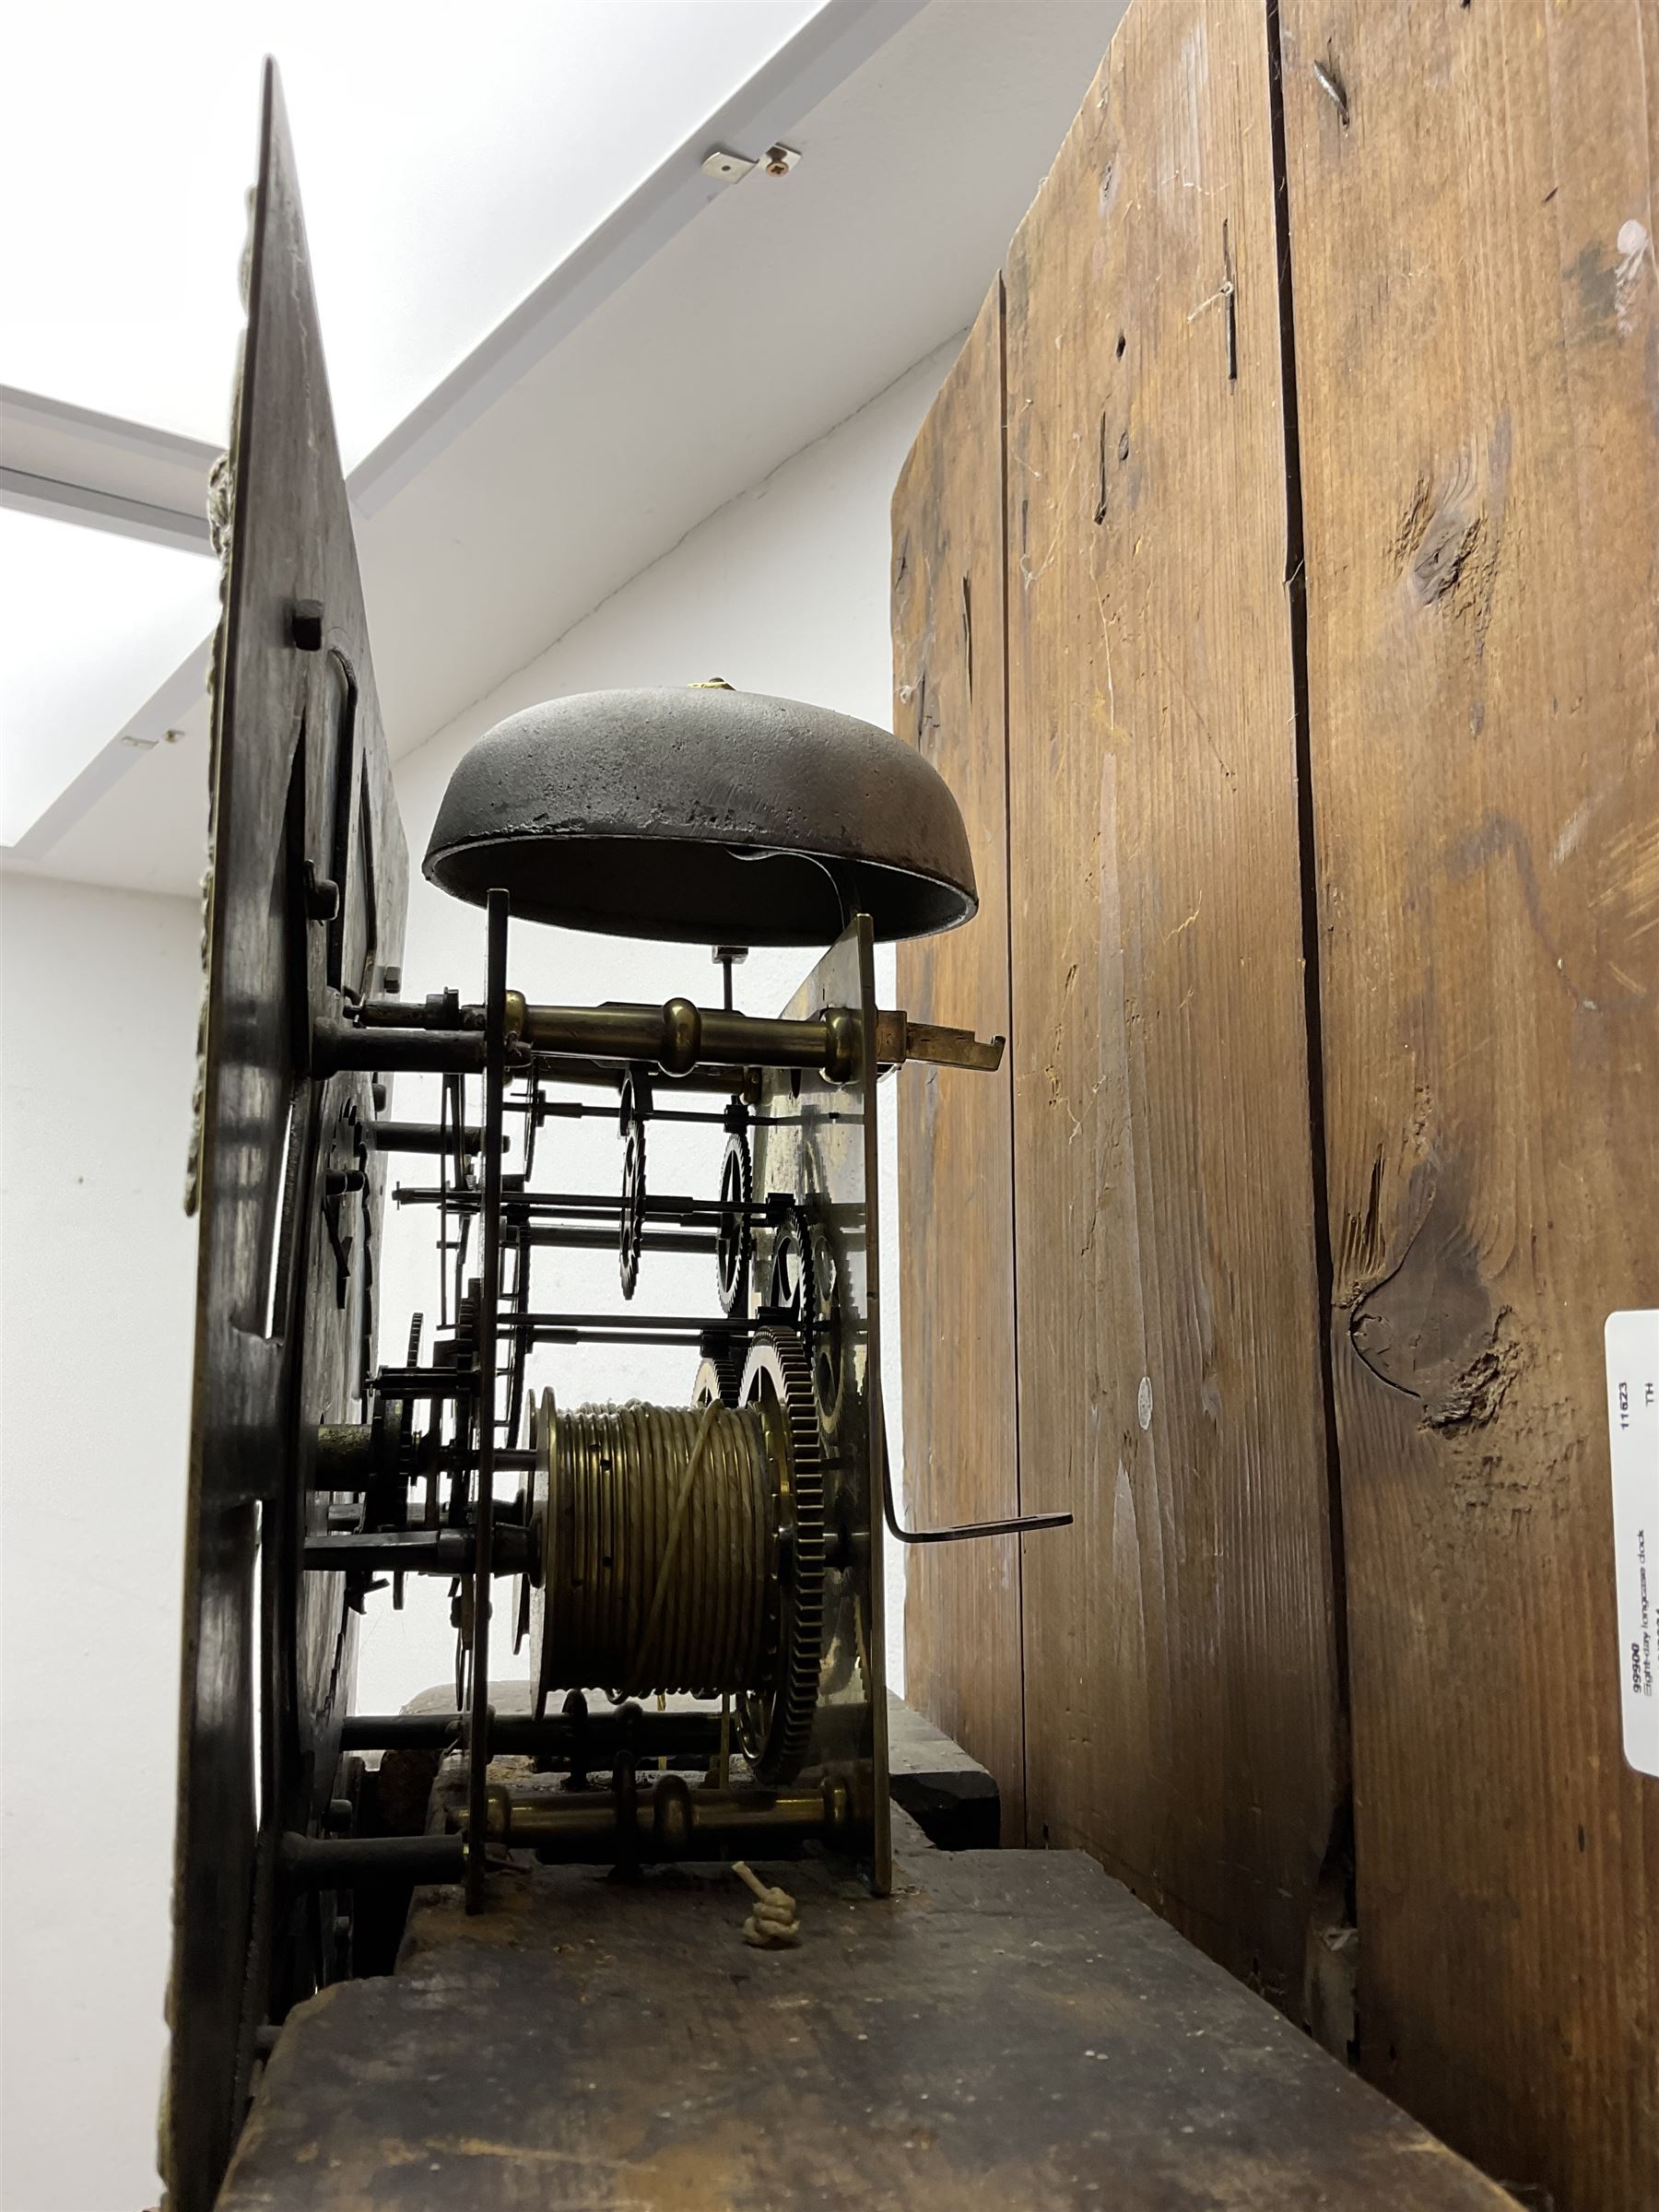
<box><xmin>618</xmin><ymin>1092</ymin><xmax>646</xmax><ymax>1300</ymax></box>
<box><xmin>735</xmin><ymin>1325</ymin><xmax>824</xmax><ymax>1784</ymax></box>
<box><xmin>364</xmin><ymin>1310</ymin><xmax>423</xmax><ymax>1533</ymax></box>
<box><xmin>714</xmin><ymin>1124</ymin><xmax>752</xmax><ymax>1317</ymax></box>
<box><xmin>696</xmin><ymin>1325</ymin><xmax>749</xmax><ymax>1406</ymax></box>
<box><xmin>764</xmin><ymin>1206</ymin><xmax>843</xmax><ymax>1431</ymax></box>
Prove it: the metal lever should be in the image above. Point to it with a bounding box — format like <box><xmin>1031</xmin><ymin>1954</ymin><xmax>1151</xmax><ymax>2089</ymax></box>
<box><xmin>873</xmin><ymin>1011</ymin><xmax>1005</xmax><ymax>1074</ymax></box>
<box><xmin>877</xmin><ymin>1408</ymin><xmax>1072</xmax><ymax>1547</ymax></box>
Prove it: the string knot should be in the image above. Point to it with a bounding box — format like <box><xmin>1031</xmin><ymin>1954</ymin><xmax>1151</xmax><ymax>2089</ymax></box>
<box><xmin>733</xmin><ymin>1860</ymin><xmax>800</xmax><ymax>1948</ymax></box>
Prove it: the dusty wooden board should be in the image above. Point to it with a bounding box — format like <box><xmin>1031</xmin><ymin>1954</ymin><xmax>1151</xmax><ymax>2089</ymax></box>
<box><xmin>218</xmin><ymin>1822</ymin><xmax>1512</xmax><ymax>2211</ymax></box>
<box><xmin>1001</xmin><ymin>1</ymin><xmax>1343</xmax><ymax>2011</ymax></box>
<box><xmin>892</xmin><ymin>284</ymin><xmax>1027</xmax><ymax>1841</ymax></box>
<box><xmin>1278</xmin><ymin>1</ymin><xmax>1659</xmax><ymax>2201</ymax></box>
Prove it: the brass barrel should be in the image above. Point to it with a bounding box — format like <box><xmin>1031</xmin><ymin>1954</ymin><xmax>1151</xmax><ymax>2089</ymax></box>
<box><xmin>528</xmin><ymin>1394</ymin><xmax>776</xmax><ymax>1701</ymax></box>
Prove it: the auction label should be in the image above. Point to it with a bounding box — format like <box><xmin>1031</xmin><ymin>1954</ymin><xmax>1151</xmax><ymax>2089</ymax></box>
<box><xmin>1606</xmin><ymin>1310</ymin><xmax>1659</xmax><ymax>1777</ymax></box>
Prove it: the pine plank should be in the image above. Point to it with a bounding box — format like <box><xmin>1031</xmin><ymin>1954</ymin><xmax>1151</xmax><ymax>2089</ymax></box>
<box><xmin>1279</xmin><ymin>0</ymin><xmax>1659</xmax><ymax>2200</ymax></box>
<box><xmin>1002</xmin><ymin>1</ymin><xmax>1344</xmax><ymax>2009</ymax></box>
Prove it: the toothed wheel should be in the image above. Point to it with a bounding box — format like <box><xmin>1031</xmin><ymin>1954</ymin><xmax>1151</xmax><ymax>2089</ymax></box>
<box><xmin>715</xmin><ymin>1124</ymin><xmax>753</xmax><ymax>1317</ymax></box>
<box><xmin>766</xmin><ymin>1205</ymin><xmax>816</xmax><ymax>1349</ymax></box>
<box><xmin>735</xmin><ymin>1326</ymin><xmax>824</xmax><ymax>1785</ymax></box>
<box><xmin>618</xmin><ymin>1099</ymin><xmax>646</xmax><ymax>1301</ymax></box>
<box><xmin>766</xmin><ymin>1206</ymin><xmax>841</xmax><ymax>1424</ymax></box>
<box><xmin>695</xmin><ymin>1328</ymin><xmax>749</xmax><ymax>1406</ymax></box>
<box><xmin>366</xmin><ymin>1312</ymin><xmax>424</xmax><ymax>1533</ymax></box>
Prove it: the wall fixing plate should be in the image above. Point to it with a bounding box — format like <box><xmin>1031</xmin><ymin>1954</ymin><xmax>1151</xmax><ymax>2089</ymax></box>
<box><xmin>701</xmin><ymin>148</ymin><xmax>757</xmax><ymax>182</ymax></box>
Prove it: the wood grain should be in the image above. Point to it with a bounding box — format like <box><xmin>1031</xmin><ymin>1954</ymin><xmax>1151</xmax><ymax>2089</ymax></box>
<box><xmin>1279</xmin><ymin>1</ymin><xmax>1659</xmax><ymax>2200</ymax></box>
<box><xmin>892</xmin><ymin>286</ymin><xmax>1026</xmax><ymax>1841</ymax></box>
<box><xmin>222</xmin><ymin>1818</ymin><xmax>1513</xmax><ymax>2212</ymax></box>
<box><xmin>1002</xmin><ymin>2</ymin><xmax>1343</xmax><ymax>2011</ymax></box>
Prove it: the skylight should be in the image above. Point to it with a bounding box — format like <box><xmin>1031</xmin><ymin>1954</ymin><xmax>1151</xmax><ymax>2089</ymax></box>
<box><xmin>0</xmin><ymin>0</ymin><xmax>830</xmax><ymax>848</ymax></box>
<box><xmin>3</xmin><ymin>3</ymin><xmax>822</xmax><ymax>462</ymax></box>
<box><xmin>0</xmin><ymin>510</ymin><xmax>219</xmax><ymax>847</ymax></box>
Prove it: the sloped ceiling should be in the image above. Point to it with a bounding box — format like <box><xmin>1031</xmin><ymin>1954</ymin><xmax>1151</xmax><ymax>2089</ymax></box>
<box><xmin>16</xmin><ymin>0</ymin><xmax>1122</xmax><ymax>899</ymax></box>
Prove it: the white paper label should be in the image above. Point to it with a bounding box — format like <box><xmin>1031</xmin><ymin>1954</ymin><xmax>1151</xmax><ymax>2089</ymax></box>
<box><xmin>1606</xmin><ymin>1310</ymin><xmax>1659</xmax><ymax>1777</ymax></box>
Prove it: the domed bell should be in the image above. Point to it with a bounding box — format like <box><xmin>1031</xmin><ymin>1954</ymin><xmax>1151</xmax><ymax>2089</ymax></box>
<box><xmin>422</xmin><ymin>685</ymin><xmax>978</xmax><ymax>946</ymax></box>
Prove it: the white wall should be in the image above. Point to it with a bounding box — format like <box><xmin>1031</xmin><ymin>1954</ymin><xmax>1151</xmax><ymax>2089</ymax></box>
<box><xmin>360</xmin><ymin>336</ymin><xmax>959</xmax><ymax>1720</ymax></box>
<box><xmin>0</xmin><ymin>874</ymin><xmax>203</xmax><ymax>2212</ymax></box>
<box><xmin>0</xmin><ymin>333</ymin><xmax>955</xmax><ymax>2212</ymax></box>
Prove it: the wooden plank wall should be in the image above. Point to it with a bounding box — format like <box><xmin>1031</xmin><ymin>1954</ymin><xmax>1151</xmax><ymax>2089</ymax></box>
<box><xmin>892</xmin><ymin>286</ymin><xmax>1027</xmax><ymax>1841</ymax></box>
<box><xmin>1279</xmin><ymin>3</ymin><xmax>1659</xmax><ymax>2206</ymax></box>
<box><xmin>895</xmin><ymin>0</ymin><xmax>1657</xmax><ymax>2202</ymax></box>
<box><xmin>896</xmin><ymin>2</ymin><xmax>1345</xmax><ymax>2006</ymax></box>
<box><xmin>1001</xmin><ymin>0</ymin><xmax>1342</xmax><ymax>2013</ymax></box>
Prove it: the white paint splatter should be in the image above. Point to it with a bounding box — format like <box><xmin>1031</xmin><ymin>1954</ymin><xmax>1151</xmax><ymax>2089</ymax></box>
<box><xmin>1615</xmin><ymin>219</ymin><xmax>1653</xmax><ymax>335</ymax></box>
<box><xmin>1137</xmin><ymin>1375</ymin><xmax>1153</xmax><ymax>1431</ymax></box>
